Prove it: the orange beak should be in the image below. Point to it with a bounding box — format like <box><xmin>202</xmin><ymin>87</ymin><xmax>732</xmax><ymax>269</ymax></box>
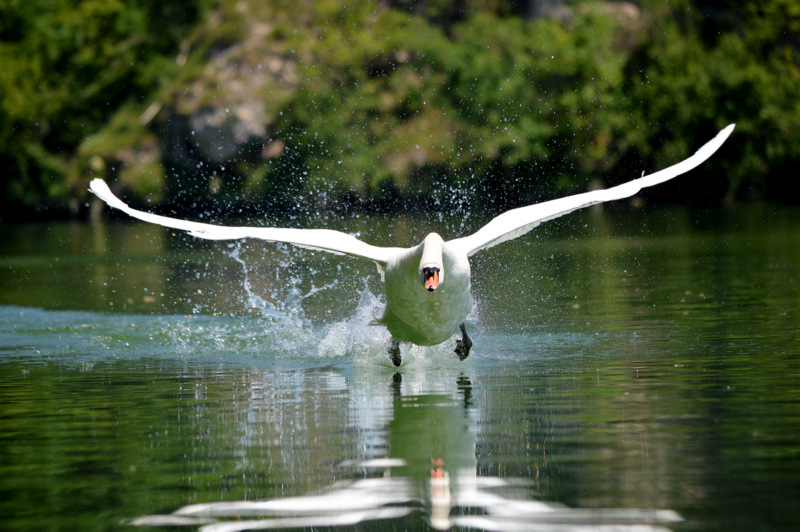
<box><xmin>424</xmin><ymin>268</ymin><xmax>439</xmax><ymax>291</ymax></box>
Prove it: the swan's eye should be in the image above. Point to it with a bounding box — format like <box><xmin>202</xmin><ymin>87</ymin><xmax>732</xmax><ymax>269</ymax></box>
<box><xmin>423</xmin><ymin>267</ymin><xmax>440</xmax><ymax>291</ymax></box>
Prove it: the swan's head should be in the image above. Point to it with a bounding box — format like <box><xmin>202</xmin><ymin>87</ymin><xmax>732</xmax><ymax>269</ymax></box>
<box><xmin>419</xmin><ymin>233</ymin><xmax>444</xmax><ymax>292</ymax></box>
<box><xmin>422</xmin><ymin>266</ymin><xmax>440</xmax><ymax>291</ymax></box>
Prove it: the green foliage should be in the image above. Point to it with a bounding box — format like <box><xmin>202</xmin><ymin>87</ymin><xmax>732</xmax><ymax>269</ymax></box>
<box><xmin>2</xmin><ymin>0</ymin><xmax>800</xmax><ymax>219</ymax></box>
<box><xmin>264</xmin><ymin>0</ymin><xmax>800</xmax><ymax>209</ymax></box>
<box><xmin>0</xmin><ymin>0</ymin><xmax>203</xmax><ymax>217</ymax></box>
<box><xmin>266</xmin><ymin>2</ymin><xmax>630</xmax><ymax>208</ymax></box>
<box><xmin>625</xmin><ymin>1</ymin><xmax>800</xmax><ymax>202</ymax></box>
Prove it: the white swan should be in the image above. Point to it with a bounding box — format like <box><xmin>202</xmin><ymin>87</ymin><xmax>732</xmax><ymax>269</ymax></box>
<box><xmin>90</xmin><ymin>124</ymin><xmax>734</xmax><ymax>365</ymax></box>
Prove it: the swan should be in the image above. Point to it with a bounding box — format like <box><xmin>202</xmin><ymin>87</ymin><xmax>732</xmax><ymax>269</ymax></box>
<box><xmin>89</xmin><ymin>124</ymin><xmax>734</xmax><ymax>365</ymax></box>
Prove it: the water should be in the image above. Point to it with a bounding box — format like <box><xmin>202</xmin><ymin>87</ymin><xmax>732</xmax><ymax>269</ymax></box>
<box><xmin>1</xmin><ymin>206</ymin><xmax>799</xmax><ymax>531</ymax></box>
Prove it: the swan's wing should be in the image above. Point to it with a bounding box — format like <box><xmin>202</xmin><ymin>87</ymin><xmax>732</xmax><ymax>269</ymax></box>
<box><xmin>89</xmin><ymin>178</ymin><xmax>402</xmax><ymax>265</ymax></box>
<box><xmin>450</xmin><ymin>124</ymin><xmax>735</xmax><ymax>257</ymax></box>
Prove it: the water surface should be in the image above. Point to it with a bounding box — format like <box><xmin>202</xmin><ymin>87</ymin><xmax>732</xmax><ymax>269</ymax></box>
<box><xmin>1</xmin><ymin>206</ymin><xmax>798</xmax><ymax>530</ymax></box>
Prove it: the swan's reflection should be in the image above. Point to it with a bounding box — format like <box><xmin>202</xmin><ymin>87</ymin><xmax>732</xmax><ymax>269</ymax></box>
<box><xmin>385</xmin><ymin>370</ymin><xmax>477</xmax><ymax>530</ymax></box>
<box><xmin>129</xmin><ymin>366</ymin><xmax>682</xmax><ymax>531</ymax></box>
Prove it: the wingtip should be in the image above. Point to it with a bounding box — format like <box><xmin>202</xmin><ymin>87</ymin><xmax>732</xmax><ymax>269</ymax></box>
<box><xmin>706</xmin><ymin>123</ymin><xmax>735</xmax><ymax>149</ymax></box>
<box><xmin>88</xmin><ymin>178</ymin><xmax>128</xmax><ymax>211</ymax></box>
<box><xmin>88</xmin><ymin>178</ymin><xmax>110</xmax><ymax>197</ymax></box>
<box><xmin>721</xmin><ymin>123</ymin><xmax>736</xmax><ymax>138</ymax></box>
<box><xmin>692</xmin><ymin>123</ymin><xmax>736</xmax><ymax>162</ymax></box>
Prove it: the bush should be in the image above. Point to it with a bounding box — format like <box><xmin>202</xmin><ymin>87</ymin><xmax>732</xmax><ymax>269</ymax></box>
<box><xmin>0</xmin><ymin>0</ymin><xmax>203</xmax><ymax>218</ymax></box>
<box><xmin>266</xmin><ymin>3</ymin><xmax>631</xmax><ymax>210</ymax></box>
<box><xmin>3</xmin><ymin>0</ymin><xmax>800</xmax><ymax>219</ymax></box>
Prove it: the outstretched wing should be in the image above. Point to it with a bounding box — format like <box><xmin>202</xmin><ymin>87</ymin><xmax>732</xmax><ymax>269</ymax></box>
<box><xmin>89</xmin><ymin>179</ymin><xmax>402</xmax><ymax>266</ymax></box>
<box><xmin>449</xmin><ymin>124</ymin><xmax>735</xmax><ymax>257</ymax></box>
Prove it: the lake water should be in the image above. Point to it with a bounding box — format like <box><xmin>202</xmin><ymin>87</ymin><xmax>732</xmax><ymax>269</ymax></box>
<box><xmin>1</xmin><ymin>205</ymin><xmax>798</xmax><ymax>531</ymax></box>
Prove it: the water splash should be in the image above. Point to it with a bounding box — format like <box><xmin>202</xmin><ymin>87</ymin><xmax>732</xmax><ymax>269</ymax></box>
<box><xmin>0</xmin><ymin>240</ymin><xmax>484</xmax><ymax>368</ymax></box>
<box><xmin>223</xmin><ymin>242</ymin><xmax>478</xmax><ymax>367</ymax></box>
<box><xmin>222</xmin><ymin>241</ymin><xmax>336</xmax><ymax>357</ymax></box>
<box><xmin>225</xmin><ymin>242</ymin><xmax>385</xmax><ymax>363</ymax></box>
<box><xmin>315</xmin><ymin>286</ymin><xmax>389</xmax><ymax>361</ymax></box>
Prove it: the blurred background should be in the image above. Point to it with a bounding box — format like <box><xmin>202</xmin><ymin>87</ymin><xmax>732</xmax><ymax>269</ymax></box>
<box><xmin>1</xmin><ymin>0</ymin><xmax>796</xmax><ymax>222</ymax></box>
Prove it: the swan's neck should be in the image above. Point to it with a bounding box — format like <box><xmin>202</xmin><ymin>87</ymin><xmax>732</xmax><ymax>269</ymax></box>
<box><xmin>419</xmin><ymin>233</ymin><xmax>445</xmax><ymax>283</ymax></box>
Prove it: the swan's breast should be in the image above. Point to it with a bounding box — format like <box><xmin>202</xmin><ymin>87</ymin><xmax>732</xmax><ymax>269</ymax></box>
<box><xmin>380</xmin><ymin>246</ymin><xmax>473</xmax><ymax>346</ymax></box>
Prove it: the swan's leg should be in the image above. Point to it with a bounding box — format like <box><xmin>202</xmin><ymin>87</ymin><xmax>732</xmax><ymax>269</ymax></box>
<box><xmin>455</xmin><ymin>323</ymin><xmax>472</xmax><ymax>361</ymax></box>
<box><xmin>389</xmin><ymin>338</ymin><xmax>402</xmax><ymax>367</ymax></box>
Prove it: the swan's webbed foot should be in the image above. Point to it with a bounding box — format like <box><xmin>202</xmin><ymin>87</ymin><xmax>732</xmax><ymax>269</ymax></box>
<box><xmin>454</xmin><ymin>323</ymin><xmax>472</xmax><ymax>361</ymax></box>
<box><xmin>389</xmin><ymin>339</ymin><xmax>402</xmax><ymax>367</ymax></box>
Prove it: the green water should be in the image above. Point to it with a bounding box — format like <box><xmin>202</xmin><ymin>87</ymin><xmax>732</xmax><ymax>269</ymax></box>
<box><xmin>1</xmin><ymin>206</ymin><xmax>799</xmax><ymax>531</ymax></box>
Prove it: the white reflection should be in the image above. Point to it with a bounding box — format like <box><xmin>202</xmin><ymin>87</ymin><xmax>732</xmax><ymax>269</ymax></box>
<box><xmin>129</xmin><ymin>460</ymin><xmax>681</xmax><ymax>531</ymax></box>
<box><xmin>129</xmin><ymin>368</ymin><xmax>682</xmax><ymax>531</ymax></box>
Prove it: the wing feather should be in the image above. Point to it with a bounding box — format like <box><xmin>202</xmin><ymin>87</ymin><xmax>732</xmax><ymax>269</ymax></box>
<box><xmin>88</xmin><ymin>179</ymin><xmax>401</xmax><ymax>265</ymax></box>
<box><xmin>450</xmin><ymin>124</ymin><xmax>735</xmax><ymax>257</ymax></box>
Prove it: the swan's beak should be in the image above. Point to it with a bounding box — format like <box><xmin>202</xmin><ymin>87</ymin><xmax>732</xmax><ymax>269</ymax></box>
<box><xmin>423</xmin><ymin>266</ymin><xmax>440</xmax><ymax>292</ymax></box>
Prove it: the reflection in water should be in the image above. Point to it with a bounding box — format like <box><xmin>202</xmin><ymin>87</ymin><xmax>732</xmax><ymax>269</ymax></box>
<box><xmin>3</xmin><ymin>211</ymin><xmax>800</xmax><ymax>530</ymax></box>
<box><xmin>130</xmin><ymin>371</ymin><xmax>682</xmax><ymax>531</ymax></box>
<box><xmin>130</xmin><ymin>467</ymin><xmax>681</xmax><ymax>531</ymax></box>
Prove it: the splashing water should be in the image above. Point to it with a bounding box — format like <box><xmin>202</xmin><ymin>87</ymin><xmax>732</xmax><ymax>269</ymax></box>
<box><xmin>223</xmin><ymin>242</ymin><xmax>474</xmax><ymax>367</ymax></box>
<box><xmin>226</xmin><ymin>241</ymin><xmax>325</xmax><ymax>354</ymax></box>
<box><xmin>225</xmin><ymin>243</ymin><xmax>396</xmax><ymax>365</ymax></box>
<box><xmin>0</xmin><ymin>240</ymin><xmax>483</xmax><ymax>369</ymax></box>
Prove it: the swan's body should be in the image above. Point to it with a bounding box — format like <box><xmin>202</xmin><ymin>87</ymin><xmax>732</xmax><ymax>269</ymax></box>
<box><xmin>380</xmin><ymin>233</ymin><xmax>472</xmax><ymax>346</ymax></box>
<box><xmin>90</xmin><ymin>124</ymin><xmax>734</xmax><ymax>364</ymax></box>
